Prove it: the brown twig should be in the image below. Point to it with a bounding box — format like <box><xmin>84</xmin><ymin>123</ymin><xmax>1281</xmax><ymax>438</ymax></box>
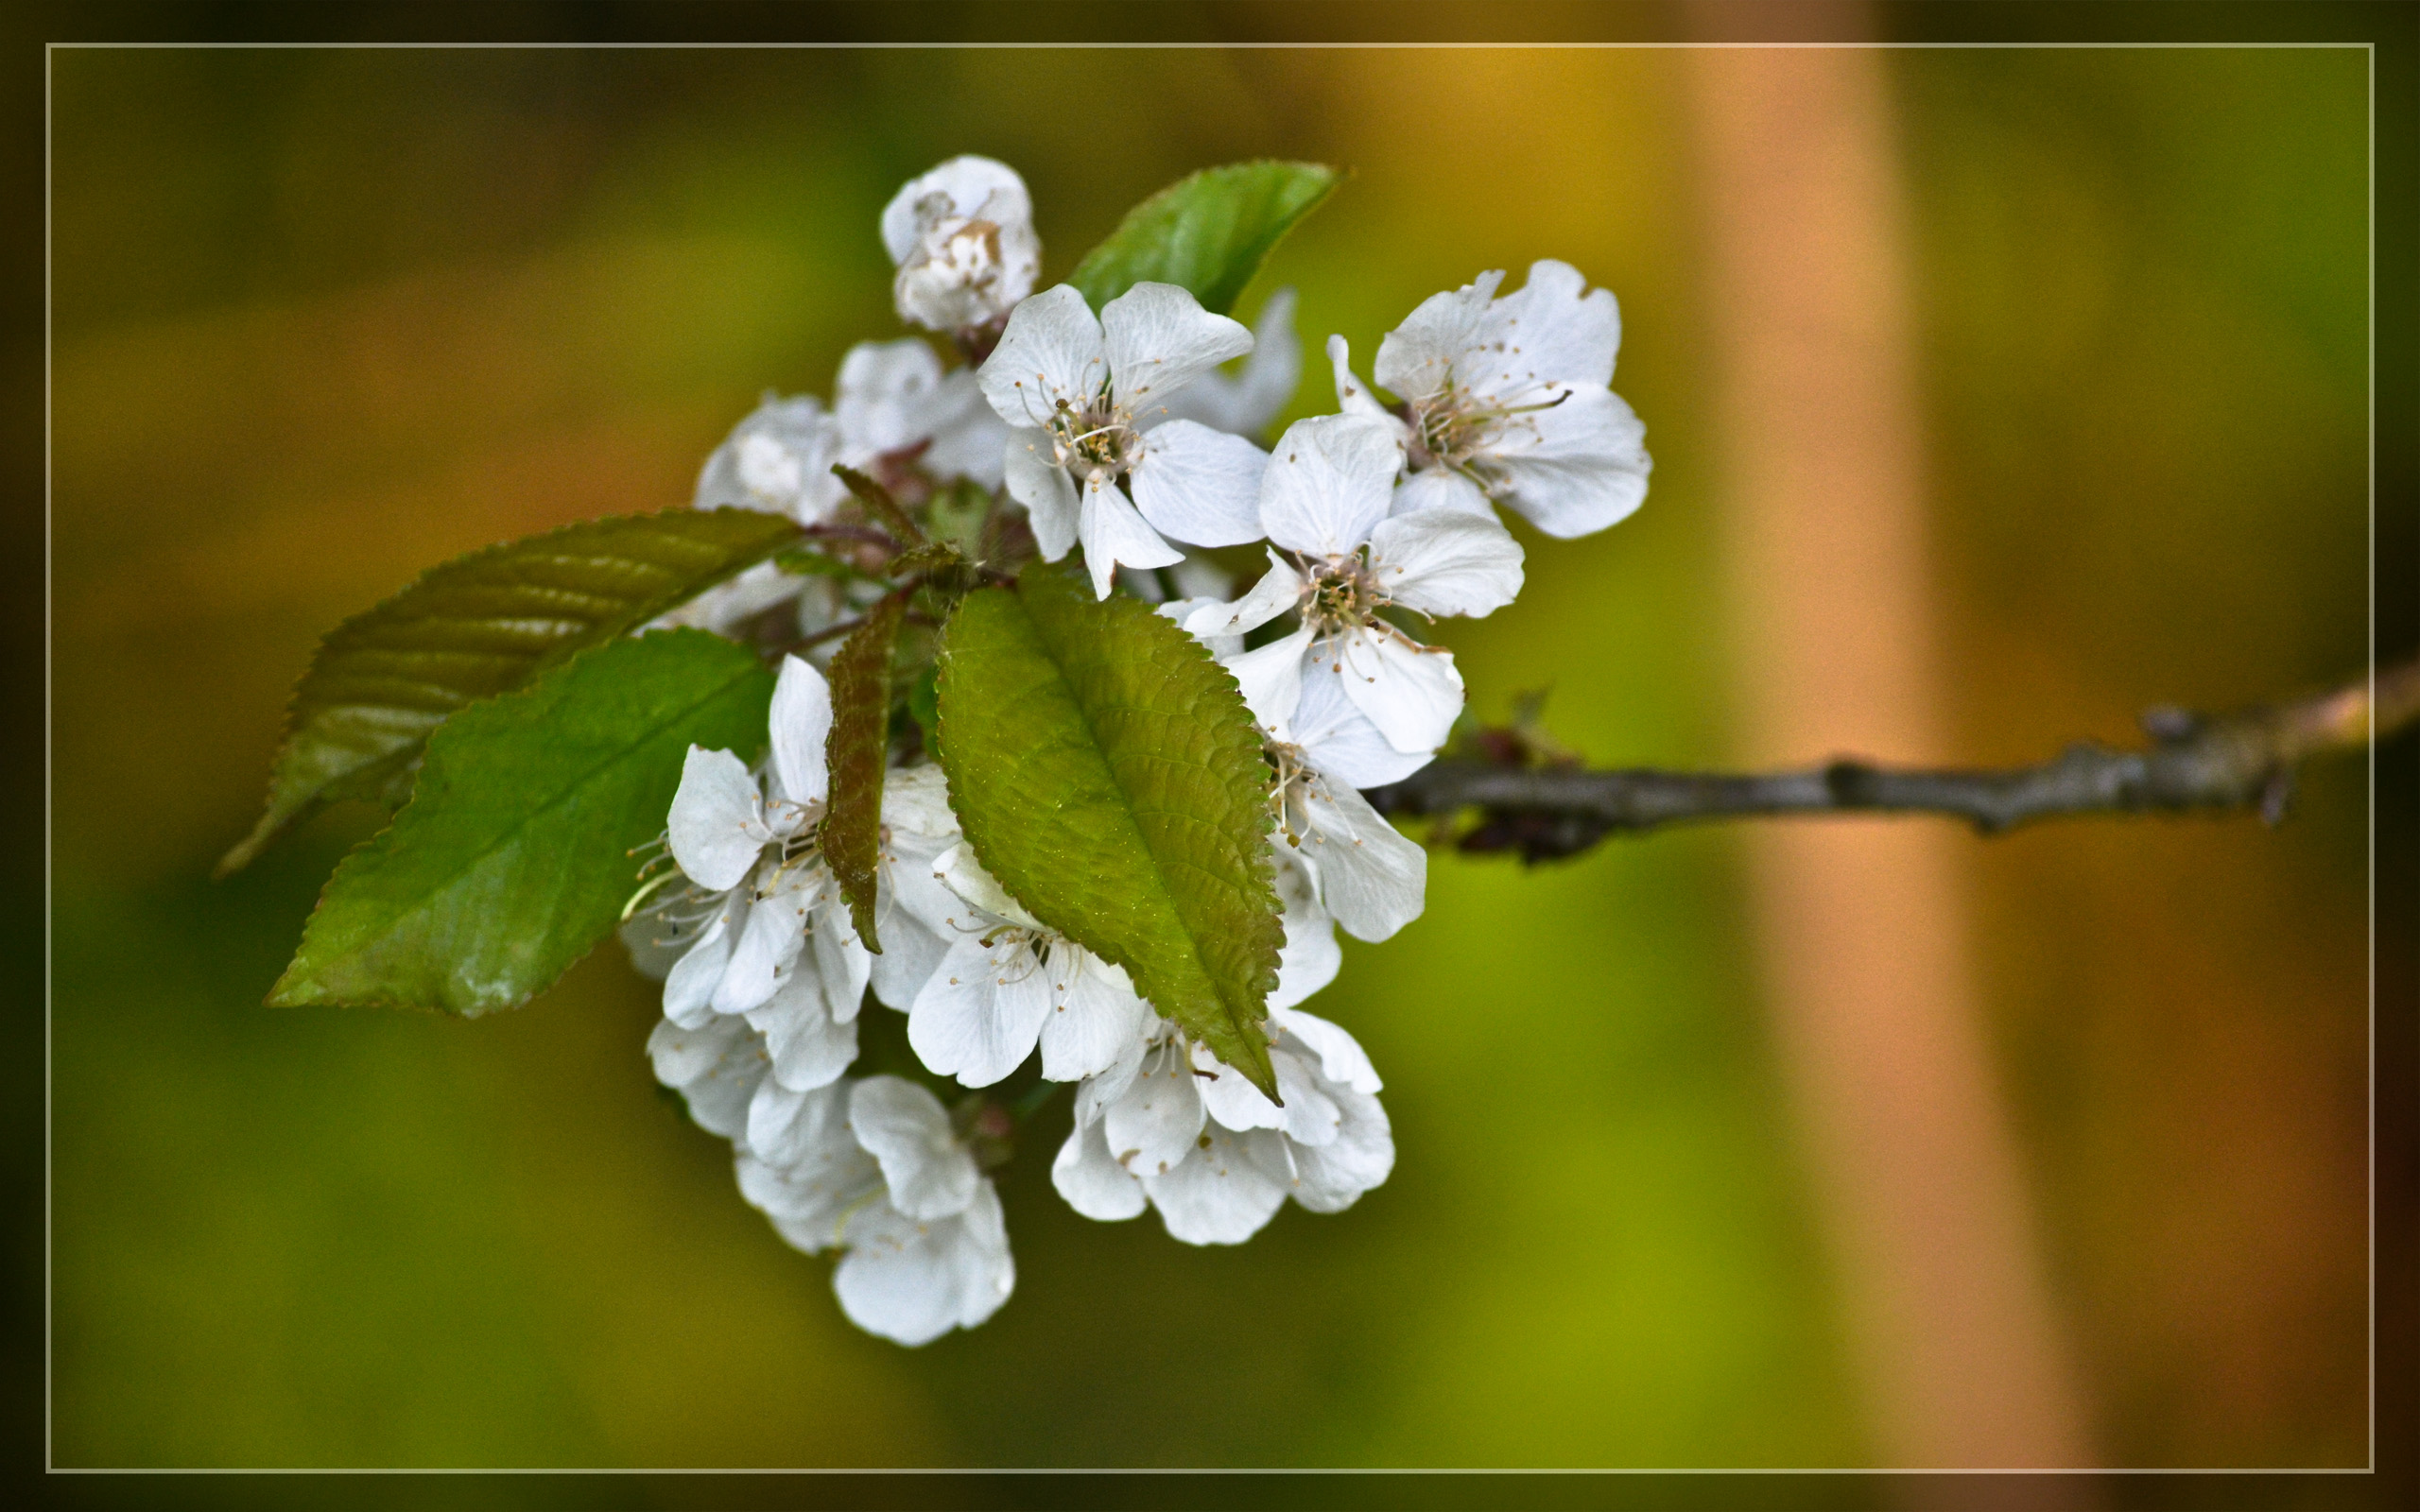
<box><xmin>1365</xmin><ymin>655</ymin><xmax>2420</xmax><ymax>862</ymax></box>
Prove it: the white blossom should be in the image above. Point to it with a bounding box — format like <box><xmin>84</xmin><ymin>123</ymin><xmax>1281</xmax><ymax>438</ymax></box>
<box><xmin>978</xmin><ymin>283</ymin><xmax>1271</xmax><ymax>599</ymax></box>
<box><xmin>632</xmin><ymin>659</ymin><xmax>959</xmax><ymax>1091</ymax></box>
<box><xmin>901</xmin><ymin>843</ymin><xmax>1150</xmax><ymax>1088</ymax></box>
<box><xmin>647</xmin><ymin>1011</ymin><xmax>770</xmax><ymax>1143</ymax></box>
<box><xmin>1052</xmin><ymin>1006</ymin><xmax>1392</xmax><ymax>1246</ymax></box>
<box><xmin>1329</xmin><ymin>260</ymin><xmax>1651</xmax><ymax>538</ymax></box>
<box><xmin>832</xmin><ymin>337</ymin><xmax>1008</xmax><ymax>490</ymax></box>
<box><xmin>694</xmin><ymin>393</ymin><xmax>849</xmax><ymax>526</ymax></box>
<box><xmin>881</xmin><ymin>156</ymin><xmax>1042</xmax><ymax>336</ymax></box>
<box><xmin>1261</xmin><ymin>670</ymin><xmax>1428</xmax><ymax>943</ymax></box>
<box><xmin>1181</xmin><ymin>412</ymin><xmax>1524</xmax><ymax>759</ymax></box>
<box><xmin>647</xmin><ymin>1023</ymin><xmax>1014</xmax><ymax>1349</ymax></box>
<box><xmin>1152</xmin><ymin>287</ymin><xmax>1302</xmax><ymax>439</ymax></box>
<box><xmin>744</xmin><ymin>1074</ymin><xmax>1014</xmax><ymax>1346</ymax></box>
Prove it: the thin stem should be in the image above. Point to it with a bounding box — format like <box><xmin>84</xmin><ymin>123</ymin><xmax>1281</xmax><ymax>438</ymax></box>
<box><xmin>1366</xmin><ymin>653</ymin><xmax>2420</xmax><ymax>862</ymax></box>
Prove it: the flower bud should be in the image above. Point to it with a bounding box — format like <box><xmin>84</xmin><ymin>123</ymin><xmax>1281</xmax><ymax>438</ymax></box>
<box><xmin>879</xmin><ymin>155</ymin><xmax>1040</xmax><ymax>336</ymax></box>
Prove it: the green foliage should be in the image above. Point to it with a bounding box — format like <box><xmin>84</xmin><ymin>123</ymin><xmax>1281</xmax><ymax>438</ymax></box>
<box><xmin>935</xmin><ymin>559</ymin><xmax>1286</xmax><ymax>1095</ymax></box>
<box><xmin>820</xmin><ymin>594</ymin><xmax>908</xmax><ymax>954</ymax></box>
<box><xmin>1069</xmin><ymin>161</ymin><xmax>1341</xmax><ymax>316</ymax></box>
<box><xmin>269</xmin><ymin>631</ymin><xmax>775</xmax><ymax>1015</ymax></box>
<box><xmin>221</xmin><ymin>509</ymin><xmax>804</xmax><ymax>877</ymax></box>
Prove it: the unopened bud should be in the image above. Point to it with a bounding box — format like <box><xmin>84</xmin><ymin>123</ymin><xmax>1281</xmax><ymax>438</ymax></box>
<box><xmin>879</xmin><ymin>156</ymin><xmax>1040</xmax><ymax>335</ymax></box>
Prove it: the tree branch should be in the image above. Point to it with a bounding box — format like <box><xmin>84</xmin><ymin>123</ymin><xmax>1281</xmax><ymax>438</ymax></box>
<box><xmin>1364</xmin><ymin>655</ymin><xmax>2420</xmax><ymax>862</ymax></box>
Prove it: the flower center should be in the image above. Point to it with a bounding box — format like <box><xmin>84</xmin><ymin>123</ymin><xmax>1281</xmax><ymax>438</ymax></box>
<box><xmin>1407</xmin><ymin>390</ymin><xmax>1497</xmax><ymax>472</ymax></box>
<box><xmin>1046</xmin><ymin>390</ymin><xmax>1141</xmax><ymax>484</ymax></box>
<box><xmin>1405</xmin><ymin>381</ymin><xmax>1574</xmax><ymax>484</ymax></box>
<box><xmin>1265</xmin><ymin>738</ymin><xmax>1328</xmax><ymax>845</ymax></box>
<box><xmin>1302</xmin><ymin>553</ymin><xmax>1386</xmax><ymax>637</ymax></box>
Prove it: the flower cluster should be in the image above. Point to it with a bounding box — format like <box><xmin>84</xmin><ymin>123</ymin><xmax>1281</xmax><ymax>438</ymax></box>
<box><xmin>630</xmin><ymin>155</ymin><xmax>1651</xmax><ymax>1344</ymax></box>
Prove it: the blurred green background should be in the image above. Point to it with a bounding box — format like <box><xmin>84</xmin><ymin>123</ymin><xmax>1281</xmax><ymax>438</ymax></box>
<box><xmin>46</xmin><ymin>38</ymin><xmax>2385</xmax><ymax>1478</ymax></box>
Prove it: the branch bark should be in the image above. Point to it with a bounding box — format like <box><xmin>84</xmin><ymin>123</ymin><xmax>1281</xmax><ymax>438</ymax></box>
<box><xmin>1365</xmin><ymin>654</ymin><xmax>2420</xmax><ymax>861</ymax></box>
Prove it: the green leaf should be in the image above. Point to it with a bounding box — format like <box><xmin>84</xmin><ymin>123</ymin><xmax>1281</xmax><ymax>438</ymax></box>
<box><xmin>1068</xmin><ymin>161</ymin><xmax>1341</xmax><ymax>317</ymax></box>
<box><xmin>819</xmin><ymin>593</ymin><xmax>908</xmax><ymax>954</ymax></box>
<box><xmin>935</xmin><ymin>560</ymin><xmax>1285</xmax><ymax>1096</ymax></box>
<box><xmin>221</xmin><ymin>508</ymin><xmax>804</xmax><ymax>878</ymax></box>
<box><xmin>270</xmin><ymin>630</ymin><xmax>775</xmax><ymax>1015</ymax></box>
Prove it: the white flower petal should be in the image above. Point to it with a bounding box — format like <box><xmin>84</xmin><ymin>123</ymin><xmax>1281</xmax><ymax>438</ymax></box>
<box><xmin>1390</xmin><ymin>466</ymin><xmax>1495</xmax><ymax>521</ymax></box>
<box><xmin>1268</xmin><ymin>849</ymin><xmax>1341</xmax><ymax>1011</ymax></box>
<box><xmin>1156</xmin><ymin>597</ymin><xmax>1243</xmax><ymax>660</ymax></box>
<box><xmin>1038</xmin><ymin>955</ymin><xmax>1149</xmax><ymax>1083</ymax></box>
<box><xmin>1101</xmin><ymin>282</ymin><xmax>1253</xmax><ymax>408</ymax></box>
<box><xmin>908</xmin><ymin>936</ymin><xmax>1051</xmax><ymax>1088</ymax></box>
<box><xmin>1483</xmin><ymin>385</ymin><xmax>1651</xmax><ymax>539</ymax></box>
<box><xmin>1102</xmin><ymin>1042</ymin><xmax>1206</xmax><ymax>1177</ymax></box>
<box><xmin>1142</xmin><ymin>1125</ymin><xmax>1288</xmax><ymax>1246</ymax></box>
<box><xmin>744</xmin><ymin>1143</ymin><xmax>881</xmax><ymax>1238</ymax></box>
<box><xmin>1368</xmin><ymin>508</ymin><xmax>1524</xmax><ymax>621</ymax></box>
<box><xmin>1156</xmin><ymin>287</ymin><xmax>1300</xmax><ymax>437</ymax></box>
<box><xmin>1325</xmin><ymin>628</ymin><xmax>1464</xmax><ymax>756</ymax></box>
<box><xmin>1326</xmin><ymin>333</ymin><xmax>1392</xmax><ymax>421</ymax></box>
<box><xmin>1222</xmin><ymin>624</ymin><xmax>1314</xmax><ymax>734</ymax></box>
<box><xmin>917</xmin><ymin>369</ymin><xmax>1011</xmax><ymax>488</ymax></box>
<box><xmin>647</xmin><ymin>1013</ymin><xmax>769</xmax><ymax>1140</ymax></box>
<box><xmin>695</xmin><ymin>394</ymin><xmax>846</xmax><ymax>524</ymax></box>
<box><xmin>834</xmin><ymin>338</ymin><xmax>946</xmax><ymax>455</ymax></box>
<box><xmin>712</xmin><ymin>867</ymin><xmax>813</xmax><ymax>1016</ymax></box>
<box><xmin>1476</xmin><ymin>259</ymin><xmax>1622</xmax><ymax>395</ymax></box>
<box><xmin>1003</xmin><ymin>426</ymin><xmax>1081</xmax><ymax>561</ymax></box>
<box><xmin>1270</xmin><ymin>1049</ymin><xmax>1343</xmax><ymax>1148</ymax></box>
<box><xmin>743</xmin><ymin>1075</ymin><xmax>856</xmax><ymax>1170</ymax></box>
<box><xmin>618</xmin><ymin>910</ymin><xmax>685</xmax><ymax>984</ymax></box>
<box><xmin>1051</xmin><ymin>1119</ymin><xmax>1149</xmax><ymax>1221</ymax></box>
<box><xmin>866</xmin><ymin>905</ymin><xmax>952</xmax><ymax>1013</ymax></box>
<box><xmin>1291</xmin><ymin>670</ymin><xmax>1430</xmax><ymax>789</ymax></box>
<box><xmin>1077</xmin><ymin>475</ymin><xmax>1184</xmax><ymax>600</ymax></box>
<box><xmin>884</xmin><ymin>157</ymin><xmax>1040</xmax><ymax>334</ymax></box>
<box><xmin>1258</xmin><ymin>413</ymin><xmax>1404</xmax><ymax>557</ymax></box>
<box><xmin>769</xmin><ymin>656</ymin><xmax>834</xmax><ymax>810</ymax></box>
<box><xmin>1270</xmin><ymin>1005</ymin><xmax>1383</xmax><ymax>1095</ymax></box>
<box><xmin>661</xmin><ymin>892</ymin><xmax>744</xmax><ymax>1028</ymax></box>
<box><xmin>1373</xmin><ymin>269</ymin><xmax>1506</xmax><ymax>400</ymax></box>
<box><xmin>1191</xmin><ymin>1040</ymin><xmax>1285</xmax><ymax>1132</ymax></box>
<box><xmin>890</xmin><ymin>850</ymin><xmax>975</xmax><ymax>952</ymax></box>
<box><xmin>1181</xmin><ymin>551</ymin><xmax>1299</xmax><ymax>640</ymax></box>
<box><xmin>1129</xmin><ymin>421</ymin><xmax>1268</xmax><ymax>547</ymax></box>
<box><xmin>978</xmin><ymin>284</ymin><xmax>1105</xmax><ymax>429</ymax></box>
<box><xmin>651</xmin><ymin>558</ymin><xmax>806</xmax><ymax>635</ymax></box>
<box><xmin>880</xmin><ymin>764</ymin><xmax>958</xmax><ymax>839</ymax></box>
<box><xmin>667</xmin><ymin>747</ymin><xmax>771</xmax><ymax>892</ymax></box>
<box><xmin>1299</xmin><ymin>776</ymin><xmax>1426</xmax><ymax>943</ymax></box>
<box><xmin>848</xmin><ymin>1075</ymin><xmax>980</xmax><ymax>1221</ymax></box>
<box><xmin>931</xmin><ymin>843</ymin><xmax>1042</xmax><ymax>930</ymax></box>
<box><xmin>1287</xmin><ymin>1083</ymin><xmax>1392</xmax><ymax>1212</ymax></box>
<box><xmin>1074</xmin><ymin>1025</ymin><xmax>1149</xmax><ymax>1128</ymax></box>
<box><xmin>807</xmin><ymin>890</ymin><xmax>873</xmax><ymax>1022</ymax></box>
<box><xmin>832</xmin><ymin>1181</ymin><xmax>1013</xmax><ymax>1345</ymax></box>
<box><xmin>746</xmin><ymin>970</ymin><xmax>859</xmax><ymax>1092</ymax></box>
